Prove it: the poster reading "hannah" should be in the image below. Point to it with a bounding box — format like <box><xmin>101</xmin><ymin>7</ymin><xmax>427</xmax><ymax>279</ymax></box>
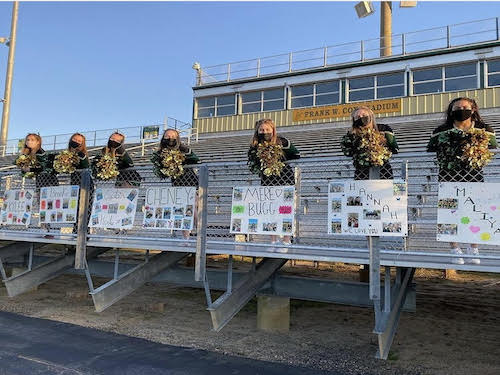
<box><xmin>39</xmin><ymin>185</ymin><xmax>80</xmax><ymax>224</ymax></box>
<box><xmin>1</xmin><ymin>189</ymin><xmax>35</xmax><ymax>226</ymax></box>
<box><xmin>89</xmin><ymin>188</ymin><xmax>139</xmax><ymax>229</ymax></box>
<box><xmin>230</xmin><ymin>186</ymin><xmax>295</xmax><ymax>236</ymax></box>
<box><xmin>143</xmin><ymin>186</ymin><xmax>196</xmax><ymax>230</ymax></box>
<box><xmin>437</xmin><ymin>182</ymin><xmax>500</xmax><ymax>245</ymax></box>
<box><xmin>328</xmin><ymin>179</ymin><xmax>408</xmax><ymax>237</ymax></box>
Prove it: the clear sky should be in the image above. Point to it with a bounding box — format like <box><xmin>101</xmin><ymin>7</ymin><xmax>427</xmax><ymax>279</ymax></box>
<box><xmin>0</xmin><ymin>1</ymin><xmax>498</xmax><ymax>140</ymax></box>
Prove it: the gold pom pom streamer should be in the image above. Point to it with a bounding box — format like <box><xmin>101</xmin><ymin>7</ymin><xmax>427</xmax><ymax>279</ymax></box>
<box><xmin>15</xmin><ymin>154</ymin><xmax>40</xmax><ymax>179</ymax></box>
<box><xmin>53</xmin><ymin>150</ymin><xmax>79</xmax><ymax>174</ymax></box>
<box><xmin>159</xmin><ymin>149</ymin><xmax>186</xmax><ymax>179</ymax></box>
<box><xmin>256</xmin><ymin>142</ymin><xmax>285</xmax><ymax>177</ymax></box>
<box><xmin>95</xmin><ymin>153</ymin><xmax>119</xmax><ymax>180</ymax></box>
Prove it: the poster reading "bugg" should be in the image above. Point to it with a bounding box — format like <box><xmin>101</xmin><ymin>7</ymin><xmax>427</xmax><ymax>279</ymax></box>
<box><xmin>230</xmin><ymin>186</ymin><xmax>295</xmax><ymax>236</ymax></box>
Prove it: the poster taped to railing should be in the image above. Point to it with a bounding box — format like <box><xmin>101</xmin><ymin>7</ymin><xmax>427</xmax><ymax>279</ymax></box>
<box><xmin>143</xmin><ymin>186</ymin><xmax>196</xmax><ymax>230</ymax></box>
<box><xmin>437</xmin><ymin>182</ymin><xmax>500</xmax><ymax>245</ymax></box>
<box><xmin>328</xmin><ymin>179</ymin><xmax>408</xmax><ymax>237</ymax></box>
<box><xmin>1</xmin><ymin>189</ymin><xmax>35</xmax><ymax>226</ymax></box>
<box><xmin>230</xmin><ymin>186</ymin><xmax>295</xmax><ymax>236</ymax></box>
<box><xmin>89</xmin><ymin>187</ymin><xmax>139</xmax><ymax>229</ymax></box>
<box><xmin>39</xmin><ymin>185</ymin><xmax>80</xmax><ymax>224</ymax></box>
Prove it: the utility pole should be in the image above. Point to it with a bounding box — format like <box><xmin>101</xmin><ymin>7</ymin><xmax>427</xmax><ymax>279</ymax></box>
<box><xmin>0</xmin><ymin>2</ymin><xmax>19</xmax><ymax>148</ymax></box>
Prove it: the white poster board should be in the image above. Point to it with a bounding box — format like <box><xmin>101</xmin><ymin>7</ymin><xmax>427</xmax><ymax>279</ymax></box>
<box><xmin>328</xmin><ymin>179</ymin><xmax>408</xmax><ymax>237</ymax></box>
<box><xmin>230</xmin><ymin>186</ymin><xmax>295</xmax><ymax>236</ymax></box>
<box><xmin>89</xmin><ymin>188</ymin><xmax>139</xmax><ymax>229</ymax></box>
<box><xmin>39</xmin><ymin>185</ymin><xmax>80</xmax><ymax>224</ymax></box>
<box><xmin>437</xmin><ymin>182</ymin><xmax>500</xmax><ymax>245</ymax></box>
<box><xmin>1</xmin><ymin>189</ymin><xmax>35</xmax><ymax>226</ymax></box>
<box><xmin>143</xmin><ymin>186</ymin><xmax>196</xmax><ymax>230</ymax></box>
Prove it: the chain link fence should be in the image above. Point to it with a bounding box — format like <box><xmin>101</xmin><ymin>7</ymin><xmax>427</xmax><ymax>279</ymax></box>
<box><xmin>0</xmin><ymin>153</ymin><xmax>499</xmax><ymax>262</ymax></box>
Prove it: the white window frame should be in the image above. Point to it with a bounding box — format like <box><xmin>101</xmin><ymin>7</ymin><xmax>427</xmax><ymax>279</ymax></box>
<box><xmin>410</xmin><ymin>61</ymin><xmax>479</xmax><ymax>96</ymax></box>
<box><xmin>485</xmin><ymin>58</ymin><xmax>500</xmax><ymax>88</ymax></box>
<box><xmin>241</xmin><ymin>87</ymin><xmax>286</xmax><ymax>114</ymax></box>
<box><xmin>347</xmin><ymin>71</ymin><xmax>406</xmax><ymax>103</ymax></box>
<box><xmin>290</xmin><ymin>80</ymin><xmax>340</xmax><ymax>109</ymax></box>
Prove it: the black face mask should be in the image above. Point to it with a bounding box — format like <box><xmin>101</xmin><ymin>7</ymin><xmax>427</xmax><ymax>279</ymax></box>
<box><xmin>353</xmin><ymin>116</ymin><xmax>370</xmax><ymax>128</ymax></box>
<box><xmin>452</xmin><ymin>109</ymin><xmax>473</xmax><ymax>122</ymax></box>
<box><xmin>69</xmin><ymin>140</ymin><xmax>81</xmax><ymax>149</ymax></box>
<box><xmin>108</xmin><ymin>140</ymin><xmax>121</xmax><ymax>149</ymax></box>
<box><xmin>258</xmin><ymin>133</ymin><xmax>272</xmax><ymax>142</ymax></box>
<box><xmin>161</xmin><ymin>138</ymin><xmax>176</xmax><ymax>147</ymax></box>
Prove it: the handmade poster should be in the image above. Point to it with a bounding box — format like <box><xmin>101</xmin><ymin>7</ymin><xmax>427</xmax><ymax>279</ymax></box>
<box><xmin>328</xmin><ymin>179</ymin><xmax>408</xmax><ymax>237</ymax></box>
<box><xmin>143</xmin><ymin>186</ymin><xmax>196</xmax><ymax>230</ymax></box>
<box><xmin>437</xmin><ymin>182</ymin><xmax>500</xmax><ymax>245</ymax></box>
<box><xmin>230</xmin><ymin>186</ymin><xmax>295</xmax><ymax>236</ymax></box>
<box><xmin>1</xmin><ymin>189</ymin><xmax>35</xmax><ymax>226</ymax></box>
<box><xmin>89</xmin><ymin>188</ymin><xmax>139</xmax><ymax>229</ymax></box>
<box><xmin>39</xmin><ymin>185</ymin><xmax>80</xmax><ymax>224</ymax></box>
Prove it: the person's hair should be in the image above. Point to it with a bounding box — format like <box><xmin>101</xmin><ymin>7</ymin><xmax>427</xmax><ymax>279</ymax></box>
<box><xmin>444</xmin><ymin>97</ymin><xmax>484</xmax><ymax>127</ymax></box>
<box><xmin>68</xmin><ymin>133</ymin><xmax>88</xmax><ymax>156</ymax></box>
<box><xmin>105</xmin><ymin>132</ymin><xmax>125</xmax><ymax>157</ymax></box>
<box><xmin>22</xmin><ymin>133</ymin><xmax>42</xmax><ymax>155</ymax></box>
<box><xmin>251</xmin><ymin>119</ymin><xmax>278</xmax><ymax>146</ymax></box>
<box><xmin>159</xmin><ymin>128</ymin><xmax>180</xmax><ymax>151</ymax></box>
<box><xmin>351</xmin><ymin>106</ymin><xmax>378</xmax><ymax>131</ymax></box>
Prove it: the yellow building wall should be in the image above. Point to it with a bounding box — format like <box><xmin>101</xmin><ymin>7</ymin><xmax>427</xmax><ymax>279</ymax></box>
<box><xmin>193</xmin><ymin>87</ymin><xmax>500</xmax><ymax>133</ymax></box>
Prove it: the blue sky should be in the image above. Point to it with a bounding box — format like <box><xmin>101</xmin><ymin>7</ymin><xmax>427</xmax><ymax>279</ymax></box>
<box><xmin>0</xmin><ymin>1</ymin><xmax>498</xmax><ymax>140</ymax></box>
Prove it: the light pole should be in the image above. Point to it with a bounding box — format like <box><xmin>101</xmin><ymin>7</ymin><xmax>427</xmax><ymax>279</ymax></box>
<box><xmin>355</xmin><ymin>1</ymin><xmax>416</xmax><ymax>57</ymax></box>
<box><xmin>0</xmin><ymin>1</ymin><xmax>19</xmax><ymax>149</ymax></box>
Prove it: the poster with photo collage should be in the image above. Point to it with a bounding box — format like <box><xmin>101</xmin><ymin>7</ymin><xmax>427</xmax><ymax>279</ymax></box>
<box><xmin>143</xmin><ymin>186</ymin><xmax>196</xmax><ymax>231</ymax></box>
<box><xmin>39</xmin><ymin>186</ymin><xmax>80</xmax><ymax>224</ymax></box>
<box><xmin>89</xmin><ymin>188</ymin><xmax>139</xmax><ymax>229</ymax></box>
<box><xmin>328</xmin><ymin>179</ymin><xmax>408</xmax><ymax>237</ymax></box>
<box><xmin>230</xmin><ymin>185</ymin><xmax>295</xmax><ymax>236</ymax></box>
<box><xmin>1</xmin><ymin>189</ymin><xmax>35</xmax><ymax>226</ymax></box>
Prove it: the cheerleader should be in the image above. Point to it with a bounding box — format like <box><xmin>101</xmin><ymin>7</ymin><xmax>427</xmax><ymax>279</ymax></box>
<box><xmin>248</xmin><ymin>119</ymin><xmax>300</xmax><ymax>244</ymax></box>
<box><xmin>342</xmin><ymin>106</ymin><xmax>399</xmax><ymax>180</ymax></box>
<box><xmin>16</xmin><ymin>133</ymin><xmax>58</xmax><ymax>188</ymax></box>
<box><xmin>427</xmin><ymin>97</ymin><xmax>498</xmax><ymax>265</ymax></box>
<box><xmin>93</xmin><ymin>132</ymin><xmax>141</xmax><ymax>187</ymax></box>
<box><xmin>151</xmin><ymin>129</ymin><xmax>200</xmax><ymax>240</ymax></box>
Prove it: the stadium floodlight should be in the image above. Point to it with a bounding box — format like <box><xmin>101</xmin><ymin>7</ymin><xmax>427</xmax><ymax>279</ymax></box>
<box><xmin>400</xmin><ymin>1</ymin><xmax>417</xmax><ymax>7</ymax></box>
<box><xmin>355</xmin><ymin>1</ymin><xmax>375</xmax><ymax>18</ymax></box>
<box><xmin>192</xmin><ymin>62</ymin><xmax>201</xmax><ymax>71</ymax></box>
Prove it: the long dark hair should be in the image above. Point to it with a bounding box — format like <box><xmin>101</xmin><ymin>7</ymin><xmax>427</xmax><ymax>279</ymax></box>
<box><xmin>444</xmin><ymin>97</ymin><xmax>484</xmax><ymax>128</ymax></box>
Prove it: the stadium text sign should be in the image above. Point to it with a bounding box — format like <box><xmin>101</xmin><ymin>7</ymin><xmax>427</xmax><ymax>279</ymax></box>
<box><xmin>437</xmin><ymin>182</ymin><xmax>500</xmax><ymax>245</ymax></box>
<box><xmin>292</xmin><ymin>98</ymin><xmax>401</xmax><ymax>122</ymax></box>
<box><xmin>328</xmin><ymin>179</ymin><xmax>408</xmax><ymax>237</ymax></box>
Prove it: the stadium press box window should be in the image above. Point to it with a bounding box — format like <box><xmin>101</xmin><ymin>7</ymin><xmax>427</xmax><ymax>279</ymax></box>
<box><xmin>347</xmin><ymin>72</ymin><xmax>405</xmax><ymax>102</ymax></box>
<box><xmin>290</xmin><ymin>80</ymin><xmax>340</xmax><ymax>109</ymax></box>
<box><xmin>197</xmin><ymin>94</ymin><xmax>236</xmax><ymax>118</ymax></box>
<box><xmin>241</xmin><ymin>88</ymin><xmax>285</xmax><ymax>114</ymax></box>
<box><xmin>412</xmin><ymin>62</ymin><xmax>478</xmax><ymax>95</ymax></box>
<box><xmin>487</xmin><ymin>59</ymin><xmax>500</xmax><ymax>87</ymax></box>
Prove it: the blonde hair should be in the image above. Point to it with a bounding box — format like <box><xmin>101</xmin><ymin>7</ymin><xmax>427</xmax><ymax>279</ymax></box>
<box><xmin>251</xmin><ymin>119</ymin><xmax>278</xmax><ymax>146</ymax></box>
<box><xmin>22</xmin><ymin>133</ymin><xmax>42</xmax><ymax>156</ymax></box>
<box><xmin>351</xmin><ymin>106</ymin><xmax>378</xmax><ymax>131</ymax></box>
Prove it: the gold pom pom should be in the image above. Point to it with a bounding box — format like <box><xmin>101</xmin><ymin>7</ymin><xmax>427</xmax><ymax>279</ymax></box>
<box><xmin>257</xmin><ymin>142</ymin><xmax>285</xmax><ymax>177</ymax></box>
<box><xmin>95</xmin><ymin>153</ymin><xmax>119</xmax><ymax>180</ymax></box>
<box><xmin>159</xmin><ymin>149</ymin><xmax>186</xmax><ymax>179</ymax></box>
<box><xmin>53</xmin><ymin>150</ymin><xmax>79</xmax><ymax>174</ymax></box>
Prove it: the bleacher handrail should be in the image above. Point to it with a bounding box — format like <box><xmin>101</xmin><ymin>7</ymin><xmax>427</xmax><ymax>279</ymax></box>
<box><xmin>0</xmin><ymin>116</ymin><xmax>196</xmax><ymax>157</ymax></box>
<box><xmin>195</xmin><ymin>17</ymin><xmax>500</xmax><ymax>86</ymax></box>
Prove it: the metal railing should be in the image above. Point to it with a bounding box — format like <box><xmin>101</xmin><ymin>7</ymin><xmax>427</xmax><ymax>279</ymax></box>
<box><xmin>195</xmin><ymin>17</ymin><xmax>500</xmax><ymax>86</ymax></box>
<box><xmin>0</xmin><ymin>117</ymin><xmax>197</xmax><ymax>157</ymax></box>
